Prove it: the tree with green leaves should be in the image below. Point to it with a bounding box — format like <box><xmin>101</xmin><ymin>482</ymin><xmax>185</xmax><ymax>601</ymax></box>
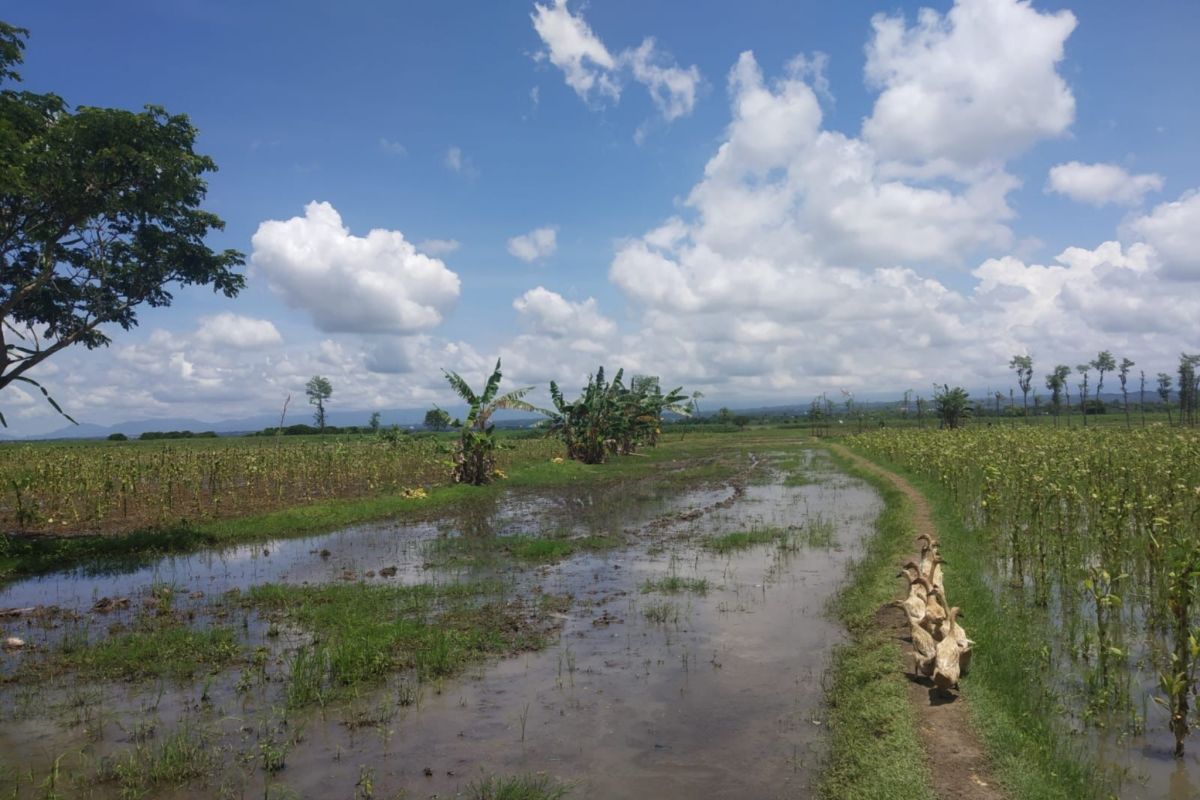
<box><xmin>1075</xmin><ymin>363</ymin><xmax>1091</xmax><ymax>426</ymax></box>
<box><xmin>933</xmin><ymin>384</ymin><xmax>971</xmax><ymax>429</ymax></box>
<box><xmin>1179</xmin><ymin>354</ymin><xmax>1200</xmax><ymax>427</ymax></box>
<box><xmin>443</xmin><ymin>359</ymin><xmax>535</xmax><ymax>485</ymax></box>
<box><xmin>1045</xmin><ymin>364</ymin><xmax>1071</xmax><ymax>427</ymax></box>
<box><xmin>1117</xmin><ymin>357</ymin><xmax>1135</xmax><ymax>429</ymax></box>
<box><xmin>1157</xmin><ymin>372</ymin><xmax>1174</xmax><ymax>426</ymax></box>
<box><xmin>423</xmin><ymin>407</ymin><xmax>451</xmax><ymax>432</ymax></box>
<box><xmin>305</xmin><ymin>375</ymin><xmax>332</xmax><ymax>432</ymax></box>
<box><xmin>1091</xmin><ymin>351</ymin><xmax>1116</xmax><ymax>411</ymax></box>
<box><xmin>1009</xmin><ymin>354</ymin><xmax>1034</xmax><ymax>418</ymax></box>
<box><xmin>0</xmin><ymin>23</ymin><xmax>244</xmax><ymax>428</ymax></box>
<box><xmin>368</xmin><ymin>411</ymin><xmax>381</xmax><ymax>432</ymax></box>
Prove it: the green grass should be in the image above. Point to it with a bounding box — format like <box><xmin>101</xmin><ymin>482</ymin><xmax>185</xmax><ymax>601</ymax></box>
<box><xmin>817</xmin><ymin>448</ymin><xmax>935</xmax><ymax>800</ymax></box>
<box><xmin>640</xmin><ymin>575</ymin><xmax>710</xmax><ymax>595</ymax></box>
<box><xmin>427</xmin><ymin>531</ymin><xmax>622</xmax><ymax>566</ymax></box>
<box><xmin>703</xmin><ymin>527</ymin><xmax>786</xmax><ymax>554</ymax></box>
<box><xmin>847</xmin><ymin>448</ymin><xmax>1110</xmax><ymax>800</ymax></box>
<box><xmin>95</xmin><ymin>724</ymin><xmax>219</xmax><ymax>796</ymax></box>
<box><xmin>30</xmin><ymin>622</ymin><xmax>239</xmax><ymax>682</ymax></box>
<box><xmin>239</xmin><ymin>581</ymin><xmax>549</xmax><ymax>707</ymax></box>
<box><xmin>467</xmin><ymin>772</ymin><xmax>571</xmax><ymax>800</ymax></box>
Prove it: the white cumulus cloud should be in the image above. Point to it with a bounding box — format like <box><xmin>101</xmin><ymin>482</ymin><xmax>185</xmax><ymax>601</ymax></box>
<box><xmin>531</xmin><ymin>0</ymin><xmax>701</xmax><ymax>126</ymax></box>
<box><xmin>194</xmin><ymin>313</ymin><xmax>283</xmax><ymax>350</ymax></box>
<box><xmin>513</xmin><ymin>286</ymin><xmax>616</xmax><ymax>338</ymax></box>
<box><xmin>251</xmin><ymin>201</ymin><xmax>461</xmax><ymax>334</ymax></box>
<box><xmin>507</xmin><ymin>226</ymin><xmax>558</xmax><ymax>262</ymax></box>
<box><xmin>863</xmin><ymin>0</ymin><xmax>1077</xmax><ymax>174</ymax></box>
<box><xmin>1127</xmin><ymin>190</ymin><xmax>1200</xmax><ymax>279</ymax></box>
<box><xmin>1047</xmin><ymin>161</ymin><xmax>1163</xmax><ymax>206</ymax></box>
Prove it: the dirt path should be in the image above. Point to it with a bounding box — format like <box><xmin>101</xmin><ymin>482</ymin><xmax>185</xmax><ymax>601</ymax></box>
<box><xmin>830</xmin><ymin>443</ymin><xmax>1008</xmax><ymax>800</ymax></box>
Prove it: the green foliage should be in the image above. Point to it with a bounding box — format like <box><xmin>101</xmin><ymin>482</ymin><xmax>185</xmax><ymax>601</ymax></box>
<box><xmin>139</xmin><ymin>430</ymin><xmax>218</xmax><ymax>440</ymax></box>
<box><xmin>443</xmin><ymin>358</ymin><xmax>536</xmax><ymax>485</ymax></box>
<box><xmin>106</xmin><ymin>432</ymin><xmax>128</xmax><ymax>441</ymax></box>
<box><xmin>306</xmin><ymin>375</ymin><xmax>333</xmax><ymax>431</ymax></box>
<box><xmin>424</xmin><ymin>406</ymin><xmax>452</xmax><ymax>431</ymax></box>
<box><xmin>543</xmin><ymin>368</ymin><xmax>689</xmax><ymax>464</ymax></box>
<box><xmin>0</xmin><ymin>25</ymin><xmax>244</xmax><ymax>425</ymax></box>
<box><xmin>932</xmin><ymin>384</ymin><xmax>971</xmax><ymax>429</ymax></box>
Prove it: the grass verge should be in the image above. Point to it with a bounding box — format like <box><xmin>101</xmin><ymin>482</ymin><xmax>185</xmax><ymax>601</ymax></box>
<box><xmin>818</xmin><ymin>448</ymin><xmax>936</xmax><ymax>800</ymax></box>
<box><xmin>845</xmin><ymin>447</ymin><xmax>1109</xmax><ymax>800</ymax></box>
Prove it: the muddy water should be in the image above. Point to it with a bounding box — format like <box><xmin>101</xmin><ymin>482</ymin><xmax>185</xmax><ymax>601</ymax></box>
<box><xmin>0</xmin><ymin>448</ymin><xmax>881</xmax><ymax>798</ymax></box>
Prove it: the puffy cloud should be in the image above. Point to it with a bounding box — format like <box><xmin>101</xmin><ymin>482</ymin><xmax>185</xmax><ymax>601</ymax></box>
<box><xmin>624</xmin><ymin>38</ymin><xmax>701</xmax><ymax>121</ymax></box>
<box><xmin>513</xmin><ymin>286</ymin><xmax>616</xmax><ymax>338</ymax></box>
<box><xmin>647</xmin><ymin>50</ymin><xmax>1017</xmax><ymax>274</ymax></box>
<box><xmin>418</xmin><ymin>238</ymin><xmax>461</xmax><ymax>256</ymax></box>
<box><xmin>194</xmin><ymin>313</ymin><xmax>283</xmax><ymax>350</ymax></box>
<box><xmin>531</xmin><ymin>0</ymin><xmax>701</xmax><ymax>126</ymax></box>
<box><xmin>1047</xmin><ymin>162</ymin><xmax>1163</xmax><ymax>206</ymax></box>
<box><xmin>251</xmin><ymin>201</ymin><xmax>461</xmax><ymax>334</ymax></box>
<box><xmin>507</xmin><ymin>226</ymin><xmax>558</xmax><ymax>262</ymax></box>
<box><xmin>1127</xmin><ymin>190</ymin><xmax>1200</xmax><ymax>279</ymax></box>
<box><xmin>531</xmin><ymin>0</ymin><xmax>618</xmax><ymax>102</ymax></box>
<box><xmin>863</xmin><ymin>0</ymin><xmax>1076</xmax><ymax>173</ymax></box>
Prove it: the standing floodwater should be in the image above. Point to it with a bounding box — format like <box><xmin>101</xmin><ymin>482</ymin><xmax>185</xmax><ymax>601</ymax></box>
<box><xmin>0</xmin><ymin>445</ymin><xmax>880</xmax><ymax>798</ymax></box>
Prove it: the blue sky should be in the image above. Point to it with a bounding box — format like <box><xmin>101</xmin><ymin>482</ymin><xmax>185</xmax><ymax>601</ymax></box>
<box><xmin>6</xmin><ymin>0</ymin><xmax>1200</xmax><ymax>432</ymax></box>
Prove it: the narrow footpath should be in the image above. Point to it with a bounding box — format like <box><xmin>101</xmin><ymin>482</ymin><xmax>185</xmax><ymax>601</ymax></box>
<box><xmin>831</xmin><ymin>443</ymin><xmax>1008</xmax><ymax>800</ymax></box>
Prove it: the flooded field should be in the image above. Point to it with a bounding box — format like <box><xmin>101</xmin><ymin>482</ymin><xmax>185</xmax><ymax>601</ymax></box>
<box><xmin>0</xmin><ymin>443</ymin><xmax>881</xmax><ymax>798</ymax></box>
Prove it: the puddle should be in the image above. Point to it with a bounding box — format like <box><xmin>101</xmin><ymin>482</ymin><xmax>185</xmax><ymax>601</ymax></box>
<box><xmin>0</xmin><ymin>447</ymin><xmax>882</xmax><ymax>798</ymax></box>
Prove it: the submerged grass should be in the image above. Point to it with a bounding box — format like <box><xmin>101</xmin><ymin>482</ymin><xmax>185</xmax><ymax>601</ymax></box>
<box><xmin>818</xmin><ymin>448</ymin><xmax>935</xmax><ymax>800</ymax></box>
<box><xmin>641</xmin><ymin>575</ymin><xmax>709</xmax><ymax>595</ymax></box>
<box><xmin>239</xmin><ymin>580</ymin><xmax>549</xmax><ymax>708</ymax></box>
<box><xmin>849</xmin><ymin>449</ymin><xmax>1109</xmax><ymax>800</ymax></box>
<box><xmin>703</xmin><ymin>527</ymin><xmax>786</xmax><ymax>554</ymax></box>
<box><xmin>22</xmin><ymin>619</ymin><xmax>239</xmax><ymax>683</ymax></box>
<box><xmin>426</xmin><ymin>531</ymin><xmax>621</xmax><ymax>566</ymax></box>
<box><xmin>467</xmin><ymin>772</ymin><xmax>571</xmax><ymax>800</ymax></box>
<box><xmin>95</xmin><ymin>723</ymin><xmax>219</xmax><ymax>796</ymax></box>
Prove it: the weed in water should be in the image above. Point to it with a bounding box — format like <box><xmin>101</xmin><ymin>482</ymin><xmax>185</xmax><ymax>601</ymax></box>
<box><xmin>467</xmin><ymin>772</ymin><xmax>571</xmax><ymax>800</ymax></box>
<box><xmin>640</xmin><ymin>575</ymin><xmax>710</xmax><ymax>595</ymax></box>
<box><xmin>642</xmin><ymin>600</ymin><xmax>681</xmax><ymax>625</ymax></box>
<box><xmin>703</xmin><ymin>527</ymin><xmax>785</xmax><ymax>554</ymax></box>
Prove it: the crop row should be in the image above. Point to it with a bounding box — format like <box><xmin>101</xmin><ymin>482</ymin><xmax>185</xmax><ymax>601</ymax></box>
<box><xmin>849</xmin><ymin>426</ymin><xmax>1200</xmax><ymax>757</ymax></box>
<box><xmin>0</xmin><ymin>436</ymin><xmax>562</xmax><ymax>534</ymax></box>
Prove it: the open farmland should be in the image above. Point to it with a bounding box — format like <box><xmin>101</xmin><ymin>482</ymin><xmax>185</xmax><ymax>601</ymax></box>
<box><xmin>0</xmin><ymin>434</ymin><xmax>561</xmax><ymax>535</ymax></box>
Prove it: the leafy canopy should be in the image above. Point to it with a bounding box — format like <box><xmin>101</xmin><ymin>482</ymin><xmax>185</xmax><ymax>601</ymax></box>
<box><xmin>0</xmin><ymin>22</ymin><xmax>245</xmax><ymax>425</ymax></box>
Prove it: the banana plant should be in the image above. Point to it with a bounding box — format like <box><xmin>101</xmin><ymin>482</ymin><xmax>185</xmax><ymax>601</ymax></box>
<box><xmin>441</xmin><ymin>359</ymin><xmax>535</xmax><ymax>485</ymax></box>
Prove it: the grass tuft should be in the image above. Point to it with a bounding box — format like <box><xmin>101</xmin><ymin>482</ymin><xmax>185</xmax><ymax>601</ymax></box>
<box><xmin>467</xmin><ymin>772</ymin><xmax>571</xmax><ymax>799</ymax></box>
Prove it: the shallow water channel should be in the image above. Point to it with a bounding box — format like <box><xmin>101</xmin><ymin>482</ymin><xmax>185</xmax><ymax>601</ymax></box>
<box><xmin>0</xmin><ymin>446</ymin><xmax>880</xmax><ymax>798</ymax></box>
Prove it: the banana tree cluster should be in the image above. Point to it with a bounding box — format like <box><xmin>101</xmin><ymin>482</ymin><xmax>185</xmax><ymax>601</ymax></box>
<box><xmin>543</xmin><ymin>368</ymin><xmax>690</xmax><ymax>464</ymax></box>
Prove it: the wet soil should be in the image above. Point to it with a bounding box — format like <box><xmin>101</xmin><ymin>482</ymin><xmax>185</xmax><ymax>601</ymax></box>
<box><xmin>0</xmin><ymin>445</ymin><xmax>883</xmax><ymax>798</ymax></box>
